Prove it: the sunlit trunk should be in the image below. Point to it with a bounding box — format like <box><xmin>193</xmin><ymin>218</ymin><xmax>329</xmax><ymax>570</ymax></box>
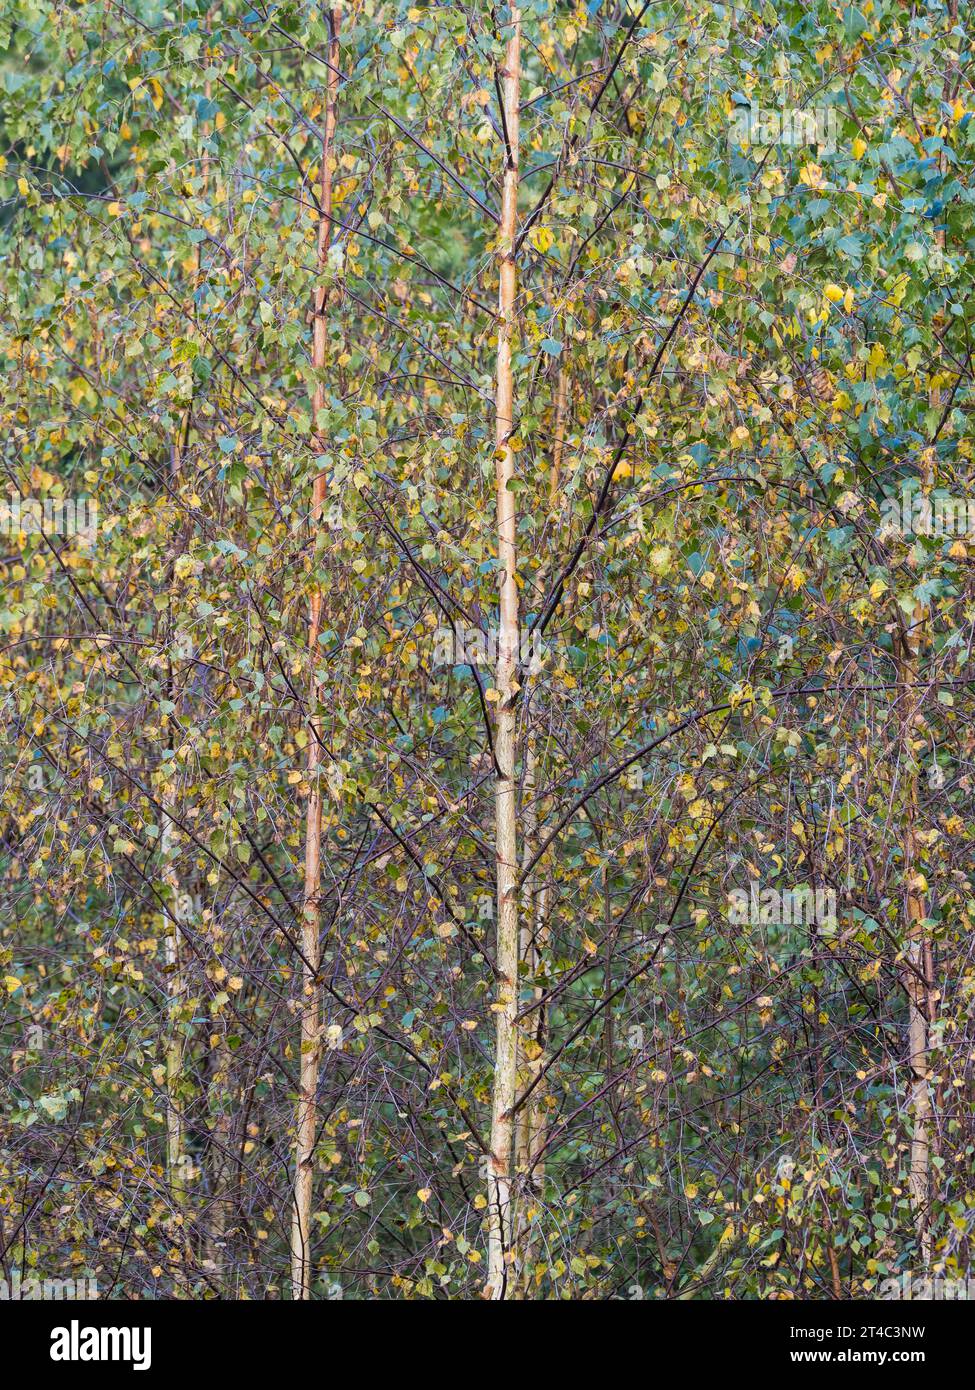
<box><xmin>486</xmin><ymin>3</ymin><xmax>522</xmax><ymax>1302</ymax></box>
<box><xmin>291</xmin><ymin>10</ymin><xmax>340</xmax><ymax>1302</ymax></box>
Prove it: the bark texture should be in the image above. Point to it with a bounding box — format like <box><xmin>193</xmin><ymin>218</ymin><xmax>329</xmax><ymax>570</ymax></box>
<box><xmin>291</xmin><ymin>10</ymin><xmax>340</xmax><ymax>1302</ymax></box>
<box><xmin>486</xmin><ymin>5</ymin><xmax>522</xmax><ymax>1302</ymax></box>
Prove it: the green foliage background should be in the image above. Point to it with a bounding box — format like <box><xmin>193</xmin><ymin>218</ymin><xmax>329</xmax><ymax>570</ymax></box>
<box><xmin>1</xmin><ymin>0</ymin><xmax>974</xmax><ymax>1298</ymax></box>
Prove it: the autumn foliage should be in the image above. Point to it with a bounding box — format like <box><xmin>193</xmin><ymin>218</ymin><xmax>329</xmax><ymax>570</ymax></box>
<box><xmin>2</xmin><ymin>0</ymin><xmax>975</xmax><ymax>1300</ymax></box>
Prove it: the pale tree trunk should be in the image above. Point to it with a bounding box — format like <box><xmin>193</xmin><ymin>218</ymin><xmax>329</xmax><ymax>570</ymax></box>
<box><xmin>908</xmin><ymin>2</ymin><xmax>955</xmax><ymax>1251</ymax></box>
<box><xmin>513</xmin><ymin>736</ymin><xmax>551</xmax><ymax>1296</ymax></box>
<box><xmin>524</xmin><ymin>878</ymin><xmax>550</xmax><ymax>1185</ymax></box>
<box><xmin>205</xmin><ymin>909</ymin><xmax>232</xmax><ymax>1281</ymax></box>
<box><xmin>165</xmin><ymin>74</ymin><xmax>213</xmax><ymax>1210</ymax></box>
<box><xmin>164</xmin><ymin>325</ymin><xmax>192</xmax><ymax>1204</ymax></box>
<box><xmin>291</xmin><ymin>10</ymin><xmax>340</xmax><ymax>1302</ymax></box>
<box><xmin>486</xmin><ymin>5</ymin><xmax>521</xmax><ymax>1302</ymax></box>
<box><xmin>896</xmin><ymin>555</ymin><xmax>933</xmax><ymax>1265</ymax></box>
<box><xmin>162</xmin><ymin>369</ymin><xmax>192</xmax><ymax>1292</ymax></box>
<box><xmin>512</xmin><ymin>739</ymin><xmax>536</xmax><ymax>1291</ymax></box>
<box><xmin>189</xmin><ymin>74</ymin><xmax>233</xmax><ymax>1284</ymax></box>
<box><xmin>161</xmin><ymin>815</ymin><xmax>185</xmax><ymax>1199</ymax></box>
<box><xmin>512</xmin><ymin>368</ymin><xmax>564</xmax><ymax>1291</ymax></box>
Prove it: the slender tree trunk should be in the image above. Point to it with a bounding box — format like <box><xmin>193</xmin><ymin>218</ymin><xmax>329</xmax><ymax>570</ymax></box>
<box><xmin>486</xmin><ymin>5</ymin><xmax>521</xmax><ymax>1302</ymax></box>
<box><xmin>161</xmin><ymin>816</ymin><xmax>185</xmax><ymax>1198</ymax></box>
<box><xmin>163</xmin><ymin>383</ymin><xmax>193</xmax><ymax>1291</ymax></box>
<box><xmin>188</xmin><ymin>74</ymin><xmax>232</xmax><ymax>1283</ymax></box>
<box><xmin>512</xmin><ymin>738</ymin><xmax>537</xmax><ymax>1294</ymax></box>
<box><xmin>291</xmin><ymin>10</ymin><xmax>340</xmax><ymax>1302</ymax></box>
<box><xmin>525</xmin><ymin>882</ymin><xmax>550</xmax><ymax>1178</ymax></box>
<box><xmin>205</xmin><ymin>1030</ymin><xmax>230</xmax><ymax>1279</ymax></box>
<box><xmin>161</xmin><ymin>72</ymin><xmax>214</xmax><ymax>1263</ymax></box>
<box><xmin>205</xmin><ymin>912</ymin><xmax>231</xmax><ymax>1280</ymax></box>
<box><xmin>164</xmin><ymin>339</ymin><xmax>192</xmax><ymax>1205</ymax></box>
<box><xmin>512</xmin><ymin>735</ymin><xmax>552</xmax><ymax>1296</ymax></box>
<box><xmin>897</xmin><ymin>618</ymin><xmax>932</xmax><ymax>1266</ymax></box>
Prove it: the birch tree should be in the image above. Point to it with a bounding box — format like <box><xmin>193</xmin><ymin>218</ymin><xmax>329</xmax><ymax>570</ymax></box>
<box><xmin>292</xmin><ymin>9</ymin><xmax>341</xmax><ymax>1302</ymax></box>
<box><xmin>486</xmin><ymin>3</ymin><xmax>522</xmax><ymax>1302</ymax></box>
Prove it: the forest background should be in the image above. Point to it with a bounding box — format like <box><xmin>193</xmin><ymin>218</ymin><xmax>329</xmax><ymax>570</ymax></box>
<box><xmin>1</xmin><ymin>0</ymin><xmax>975</xmax><ymax>1302</ymax></box>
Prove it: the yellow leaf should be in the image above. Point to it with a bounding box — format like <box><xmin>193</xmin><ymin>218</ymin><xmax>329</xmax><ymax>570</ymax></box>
<box><xmin>530</xmin><ymin>225</ymin><xmax>554</xmax><ymax>254</ymax></box>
